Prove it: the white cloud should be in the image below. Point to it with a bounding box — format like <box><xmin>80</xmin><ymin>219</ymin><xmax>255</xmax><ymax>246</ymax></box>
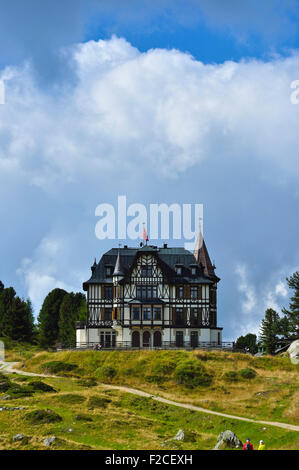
<box><xmin>232</xmin><ymin>263</ymin><xmax>298</xmax><ymax>339</ymax></box>
<box><xmin>275</xmin><ymin>280</ymin><xmax>288</xmax><ymax>297</ymax></box>
<box><xmin>235</xmin><ymin>264</ymin><xmax>256</xmax><ymax>314</ymax></box>
<box><xmin>1</xmin><ymin>36</ymin><xmax>299</xmax><ymax>192</ymax></box>
<box><xmin>17</xmin><ymin>235</ymin><xmax>85</xmax><ymax>316</ymax></box>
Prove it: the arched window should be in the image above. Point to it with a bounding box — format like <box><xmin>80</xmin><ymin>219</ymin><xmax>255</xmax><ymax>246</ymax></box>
<box><xmin>132</xmin><ymin>331</ymin><xmax>140</xmax><ymax>348</ymax></box>
<box><xmin>153</xmin><ymin>331</ymin><xmax>162</xmax><ymax>347</ymax></box>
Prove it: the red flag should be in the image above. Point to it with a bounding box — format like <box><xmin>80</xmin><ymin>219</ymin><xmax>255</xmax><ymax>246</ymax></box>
<box><xmin>142</xmin><ymin>226</ymin><xmax>149</xmax><ymax>242</ymax></box>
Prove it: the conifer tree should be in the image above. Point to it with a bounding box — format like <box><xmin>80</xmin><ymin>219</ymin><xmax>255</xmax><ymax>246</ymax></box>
<box><xmin>38</xmin><ymin>288</ymin><xmax>67</xmax><ymax>347</ymax></box>
<box><xmin>0</xmin><ymin>287</ymin><xmax>16</xmax><ymax>335</ymax></box>
<box><xmin>259</xmin><ymin>308</ymin><xmax>280</xmax><ymax>355</ymax></box>
<box><xmin>281</xmin><ymin>271</ymin><xmax>299</xmax><ymax>341</ymax></box>
<box><xmin>235</xmin><ymin>333</ymin><xmax>257</xmax><ymax>354</ymax></box>
<box><xmin>58</xmin><ymin>292</ymin><xmax>86</xmax><ymax>347</ymax></box>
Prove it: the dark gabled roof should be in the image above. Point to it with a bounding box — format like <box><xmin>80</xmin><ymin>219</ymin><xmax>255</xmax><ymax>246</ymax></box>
<box><xmin>83</xmin><ymin>244</ymin><xmax>219</xmax><ymax>290</ymax></box>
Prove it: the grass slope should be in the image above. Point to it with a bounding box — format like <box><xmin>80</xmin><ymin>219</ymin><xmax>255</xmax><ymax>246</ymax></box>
<box><xmin>21</xmin><ymin>349</ymin><xmax>299</xmax><ymax>426</ymax></box>
<box><xmin>0</xmin><ymin>373</ymin><xmax>298</xmax><ymax>450</ymax></box>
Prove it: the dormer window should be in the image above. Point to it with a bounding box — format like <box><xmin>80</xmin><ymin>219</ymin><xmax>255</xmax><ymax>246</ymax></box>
<box><xmin>191</xmin><ymin>267</ymin><xmax>197</xmax><ymax>276</ymax></box>
<box><xmin>176</xmin><ymin>265</ymin><xmax>182</xmax><ymax>275</ymax></box>
<box><xmin>105</xmin><ymin>266</ymin><xmax>113</xmax><ymax>277</ymax></box>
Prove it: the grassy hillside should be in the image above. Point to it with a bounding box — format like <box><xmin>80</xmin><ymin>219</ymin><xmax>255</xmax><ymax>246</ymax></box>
<box><xmin>0</xmin><ymin>371</ymin><xmax>298</xmax><ymax>450</ymax></box>
<box><xmin>20</xmin><ymin>349</ymin><xmax>299</xmax><ymax>426</ymax></box>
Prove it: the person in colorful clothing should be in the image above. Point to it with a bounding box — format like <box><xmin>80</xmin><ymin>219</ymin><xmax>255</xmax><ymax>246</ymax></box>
<box><xmin>243</xmin><ymin>438</ymin><xmax>254</xmax><ymax>450</ymax></box>
<box><xmin>258</xmin><ymin>440</ymin><xmax>266</xmax><ymax>450</ymax></box>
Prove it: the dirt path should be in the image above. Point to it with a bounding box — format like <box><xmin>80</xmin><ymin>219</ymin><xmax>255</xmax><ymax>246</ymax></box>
<box><xmin>0</xmin><ymin>361</ymin><xmax>59</xmax><ymax>378</ymax></box>
<box><xmin>1</xmin><ymin>361</ymin><xmax>298</xmax><ymax>432</ymax></box>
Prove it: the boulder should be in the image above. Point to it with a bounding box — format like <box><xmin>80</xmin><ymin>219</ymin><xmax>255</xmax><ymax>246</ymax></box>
<box><xmin>287</xmin><ymin>340</ymin><xmax>299</xmax><ymax>365</ymax></box>
<box><xmin>43</xmin><ymin>436</ymin><xmax>56</xmax><ymax>447</ymax></box>
<box><xmin>173</xmin><ymin>429</ymin><xmax>185</xmax><ymax>441</ymax></box>
<box><xmin>12</xmin><ymin>434</ymin><xmax>25</xmax><ymax>442</ymax></box>
<box><xmin>214</xmin><ymin>430</ymin><xmax>242</xmax><ymax>450</ymax></box>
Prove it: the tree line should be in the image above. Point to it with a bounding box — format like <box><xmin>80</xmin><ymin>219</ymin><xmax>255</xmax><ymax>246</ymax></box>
<box><xmin>0</xmin><ymin>281</ymin><xmax>86</xmax><ymax>348</ymax></box>
<box><xmin>236</xmin><ymin>271</ymin><xmax>299</xmax><ymax>355</ymax></box>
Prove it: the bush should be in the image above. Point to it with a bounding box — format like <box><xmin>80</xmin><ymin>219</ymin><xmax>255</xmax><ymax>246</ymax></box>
<box><xmin>95</xmin><ymin>365</ymin><xmax>117</xmax><ymax>382</ymax></box>
<box><xmin>145</xmin><ymin>374</ymin><xmax>164</xmax><ymax>384</ymax></box>
<box><xmin>239</xmin><ymin>368</ymin><xmax>257</xmax><ymax>379</ymax></box>
<box><xmin>25</xmin><ymin>409</ymin><xmax>62</xmax><ymax>424</ymax></box>
<box><xmin>6</xmin><ymin>384</ymin><xmax>34</xmax><ymax>398</ymax></box>
<box><xmin>151</xmin><ymin>358</ymin><xmax>177</xmax><ymax>375</ymax></box>
<box><xmin>223</xmin><ymin>371</ymin><xmax>239</xmax><ymax>382</ymax></box>
<box><xmin>174</xmin><ymin>360</ymin><xmax>213</xmax><ymax>388</ymax></box>
<box><xmin>29</xmin><ymin>381</ymin><xmax>57</xmax><ymax>393</ymax></box>
<box><xmin>78</xmin><ymin>377</ymin><xmax>98</xmax><ymax>387</ymax></box>
<box><xmin>75</xmin><ymin>414</ymin><xmax>93</xmax><ymax>422</ymax></box>
<box><xmin>41</xmin><ymin>361</ymin><xmax>78</xmax><ymax>375</ymax></box>
<box><xmin>55</xmin><ymin>394</ymin><xmax>86</xmax><ymax>404</ymax></box>
<box><xmin>88</xmin><ymin>395</ymin><xmax>111</xmax><ymax>409</ymax></box>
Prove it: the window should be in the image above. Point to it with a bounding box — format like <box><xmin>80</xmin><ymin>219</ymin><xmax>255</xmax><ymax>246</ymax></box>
<box><xmin>175</xmin><ymin>308</ymin><xmax>184</xmax><ymax>325</ymax></box>
<box><xmin>104</xmin><ymin>286</ymin><xmax>113</xmax><ymax>299</ymax></box>
<box><xmin>132</xmin><ymin>307</ymin><xmax>140</xmax><ymax>321</ymax></box>
<box><xmin>154</xmin><ymin>307</ymin><xmax>162</xmax><ymax>321</ymax></box>
<box><xmin>176</xmin><ymin>286</ymin><xmax>184</xmax><ymax>299</ymax></box>
<box><xmin>191</xmin><ymin>267</ymin><xmax>197</xmax><ymax>275</ymax></box>
<box><xmin>191</xmin><ymin>331</ymin><xmax>198</xmax><ymax>348</ymax></box>
<box><xmin>143</xmin><ymin>307</ymin><xmax>151</xmax><ymax>321</ymax></box>
<box><xmin>193</xmin><ymin>308</ymin><xmax>199</xmax><ymax>325</ymax></box>
<box><xmin>104</xmin><ymin>308</ymin><xmax>112</xmax><ymax>321</ymax></box>
<box><xmin>176</xmin><ymin>266</ymin><xmax>182</xmax><ymax>275</ymax></box>
<box><xmin>100</xmin><ymin>331</ymin><xmax>116</xmax><ymax>348</ymax></box>
<box><xmin>176</xmin><ymin>331</ymin><xmax>184</xmax><ymax>347</ymax></box>
<box><xmin>136</xmin><ymin>285</ymin><xmax>158</xmax><ymax>299</ymax></box>
<box><xmin>141</xmin><ymin>265</ymin><xmax>152</xmax><ymax>277</ymax></box>
<box><xmin>105</xmin><ymin>266</ymin><xmax>113</xmax><ymax>277</ymax></box>
<box><xmin>191</xmin><ymin>286</ymin><xmax>198</xmax><ymax>299</ymax></box>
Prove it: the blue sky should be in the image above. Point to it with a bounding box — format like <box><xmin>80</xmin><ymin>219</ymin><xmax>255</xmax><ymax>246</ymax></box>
<box><xmin>0</xmin><ymin>1</ymin><xmax>299</xmax><ymax>340</ymax></box>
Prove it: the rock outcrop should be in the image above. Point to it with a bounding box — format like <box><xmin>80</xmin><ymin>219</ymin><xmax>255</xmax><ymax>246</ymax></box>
<box><xmin>214</xmin><ymin>430</ymin><xmax>243</xmax><ymax>450</ymax></box>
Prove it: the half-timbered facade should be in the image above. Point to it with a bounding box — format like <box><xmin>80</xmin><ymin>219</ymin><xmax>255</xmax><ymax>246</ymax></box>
<box><xmin>77</xmin><ymin>236</ymin><xmax>223</xmax><ymax>348</ymax></box>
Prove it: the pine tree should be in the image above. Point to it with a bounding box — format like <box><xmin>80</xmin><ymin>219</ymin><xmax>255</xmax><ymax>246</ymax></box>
<box><xmin>281</xmin><ymin>271</ymin><xmax>299</xmax><ymax>341</ymax></box>
<box><xmin>259</xmin><ymin>308</ymin><xmax>280</xmax><ymax>355</ymax></box>
<box><xmin>0</xmin><ymin>287</ymin><xmax>16</xmax><ymax>335</ymax></box>
<box><xmin>0</xmin><ymin>281</ymin><xmax>4</xmax><ymax>294</ymax></box>
<box><xmin>235</xmin><ymin>333</ymin><xmax>257</xmax><ymax>354</ymax></box>
<box><xmin>58</xmin><ymin>292</ymin><xmax>86</xmax><ymax>348</ymax></box>
<box><xmin>38</xmin><ymin>288</ymin><xmax>67</xmax><ymax>347</ymax></box>
<box><xmin>1</xmin><ymin>296</ymin><xmax>34</xmax><ymax>342</ymax></box>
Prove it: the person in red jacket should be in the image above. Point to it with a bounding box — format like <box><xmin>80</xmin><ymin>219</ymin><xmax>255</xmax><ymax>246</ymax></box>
<box><xmin>243</xmin><ymin>438</ymin><xmax>254</xmax><ymax>450</ymax></box>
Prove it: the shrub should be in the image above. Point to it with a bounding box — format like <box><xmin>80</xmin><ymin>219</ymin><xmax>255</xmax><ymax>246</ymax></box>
<box><xmin>239</xmin><ymin>368</ymin><xmax>257</xmax><ymax>379</ymax></box>
<box><xmin>75</xmin><ymin>414</ymin><xmax>93</xmax><ymax>422</ymax></box>
<box><xmin>78</xmin><ymin>377</ymin><xmax>98</xmax><ymax>388</ymax></box>
<box><xmin>55</xmin><ymin>394</ymin><xmax>86</xmax><ymax>404</ymax></box>
<box><xmin>25</xmin><ymin>409</ymin><xmax>62</xmax><ymax>424</ymax></box>
<box><xmin>223</xmin><ymin>371</ymin><xmax>239</xmax><ymax>382</ymax></box>
<box><xmin>29</xmin><ymin>381</ymin><xmax>57</xmax><ymax>393</ymax></box>
<box><xmin>95</xmin><ymin>365</ymin><xmax>117</xmax><ymax>382</ymax></box>
<box><xmin>88</xmin><ymin>395</ymin><xmax>111</xmax><ymax>409</ymax></box>
<box><xmin>174</xmin><ymin>360</ymin><xmax>213</xmax><ymax>388</ymax></box>
<box><xmin>145</xmin><ymin>374</ymin><xmax>164</xmax><ymax>384</ymax></box>
<box><xmin>151</xmin><ymin>358</ymin><xmax>177</xmax><ymax>375</ymax></box>
<box><xmin>41</xmin><ymin>361</ymin><xmax>78</xmax><ymax>375</ymax></box>
<box><xmin>6</xmin><ymin>384</ymin><xmax>34</xmax><ymax>398</ymax></box>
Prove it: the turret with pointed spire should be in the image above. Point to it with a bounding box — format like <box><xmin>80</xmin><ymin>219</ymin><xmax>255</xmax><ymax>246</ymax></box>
<box><xmin>113</xmin><ymin>248</ymin><xmax>125</xmax><ymax>279</ymax></box>
<box><xmin>194</xmin><ymin>224</ymin><xmax>216</xmax><ymax>278</ymax></box>
<box><xmin>91</xmin><ymin>258</ymin><xmax>97</xmax><ymax>274</ymax></box>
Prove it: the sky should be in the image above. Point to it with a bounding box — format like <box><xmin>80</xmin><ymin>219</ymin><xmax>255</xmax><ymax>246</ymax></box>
<box><xmin>0</xmin><ymin>0</ymin><xmax>299</xmax><ymax>341</ymax></box>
